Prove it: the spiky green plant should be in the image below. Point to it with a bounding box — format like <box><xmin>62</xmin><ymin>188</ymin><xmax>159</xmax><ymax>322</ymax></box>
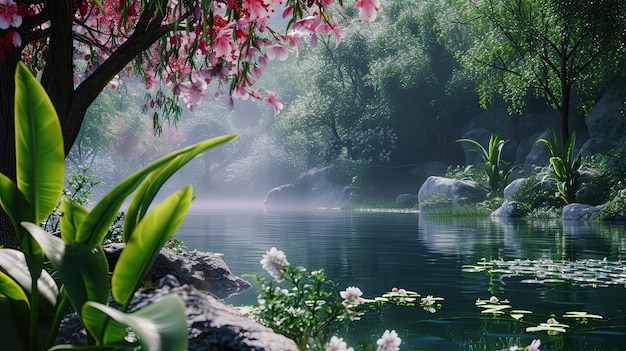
<box><xmin>537</xmin><ymin>130</ymin><xmax>581</xmax><ymax>204</ymax></box>
<box><xmin>457</xmin><ymin>132</ymin><xmax>519</xmax><ymax>195</ymax></box>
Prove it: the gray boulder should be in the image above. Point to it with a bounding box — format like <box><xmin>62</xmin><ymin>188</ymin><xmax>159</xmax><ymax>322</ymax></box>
<box><xmin>503</xmin><ymin>178</ymin><xmax>526</xmax><ymax>201</ymax></box>
<box><xmin>585</xmin><ymin>77</ymin><xmax>626</xmax><ymax>150</ymax></box>
<box><xmin>57</xmin><ymin>275</ymin><xmax>299</xmax><ymax>351</ymax></box>
<box><xmin>262</xmin><ymin>184</ymin><xmax>300</xmax><ymax>210</ymax></box>
<box><xmin>295</xmin><ymin>166</ymin><xmax>346</xmax><ymax>207</ymax></box>
<box><xmin>491</xmin><ymin>201</ymin><xmax>527</xmax><ymax>218</ymax></box>
<box><xmin>104</xmin><ymin>244</ymin><xmax>251</xmax><ymax>299</ymax></box>
<box><xmin>562</xmin><ymin>203</ymin><xmax>602</xmax><ymax>221</ymax></box>
<box><xmin>418</xmin><ymin>176</ymin><xmax>487</xmax><ymax>212</ymax></box>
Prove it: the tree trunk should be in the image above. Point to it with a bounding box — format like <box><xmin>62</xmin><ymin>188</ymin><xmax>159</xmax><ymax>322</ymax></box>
<box><xmin>0</xmin><ymin>49</ymin><xmax>20</xmax><ymax>248</ymax></box>
<box><xmin>559</xmin><ymin>45</ymin><xmax>571</xmax><ymax>145</ymax></box>
<box><xmin>40</xmin><ymin>0</ymin><xmax>77</xmax><ymax>156</ymax></box>
<box><xmin>0</xmin><ymin>2</ymin><xmax>170</xmax><ymax>247</ymax></box>
<box><xmin>561</xmin><ymin>84</ymin><xmax>571</xmax><ymax>145</ymax></box>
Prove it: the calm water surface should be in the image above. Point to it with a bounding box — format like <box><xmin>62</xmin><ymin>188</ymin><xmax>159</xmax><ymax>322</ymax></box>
<box><xmin>176</xmin><ymin>203</ymin><xmax>626</xmax><ymax>350</ymax></box>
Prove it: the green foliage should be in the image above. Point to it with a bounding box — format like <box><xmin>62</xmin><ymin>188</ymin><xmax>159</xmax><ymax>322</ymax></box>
<box><xmin>510</xmin><ymin>172</ymin><xmax>561</xmax><ymax>210</ymax></box>
<box><xmin>456</xmin><ymin>132</ymin><xmax>519</xmax><ymax>195</ymax></box>
<box><xmin>537</xmin><ymin>130</ymin><xmax>582</xmax><ymax>204</ymax></box>
<box><xmin>421</xmin><ymin>204</ymin><xmax>493</xmax><ymax>217</ymax></box>
<box><xmin>526</xmin><ymin>207</ymin><xmax>561</xmax><ymax>220</ymax></box>
<box><xmin>41</xmin><ymin>165</ymin><xmax>103</xmax><ymax>235</ymax></box>
<box><xmin>246</xmin><ymin>248</ymin><xmax>443</xmax><ymax>351</ymax></box>
<box><xmin>445</xmin><ymin>164</ymin><xmax>484</xmax><ymax>183</ymax></box>
<box><xmin>247</xmin><ymin>266</ymin><xmax>364</xmax><ymax>350</ymax></box>
<box><xmin>458</xmin><ymin>0</ymin><xmax>626</xmax><ymax>140</ymax></box>
<box><xmin>599</xmin><ymin>183</ymin><xmax>626</xmax><ymax>219</ymax></box>
<box><xmin>0</xmin><ymin>61</ymin><xmax>236</xmax><ymax>350</ymax></box>
<box><xmin>420</xmin><ymin>194</ymin><xmax>453</xmax><ymax>212</ymax></box>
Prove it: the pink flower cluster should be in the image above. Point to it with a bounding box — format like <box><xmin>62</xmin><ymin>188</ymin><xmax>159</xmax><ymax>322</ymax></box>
<box><xmin>0</xmin><ymin>0</ymin><xmax>31</xmax><ymax>60</ymax></box>
<box><xmin>4</xmin><ymin>0</ymin><xmax>379</xmax><ymax>117</ymax></box>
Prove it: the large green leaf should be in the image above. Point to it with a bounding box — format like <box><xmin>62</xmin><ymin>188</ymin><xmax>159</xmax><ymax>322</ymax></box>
<box><xmin>60</xmin><ymin>200</ymin><xmax>89</xmax><ymax>244</ymax></box>
<box><xmin>0</xmin><ymin>173</ymin><xmax>33</xmax><ymax>235</ymax></box>
<box><xmin>0</xmin><ymin>248</ymin><xmax>58</xmax><ymax>314</ymax></box>
<box><xmin>14</xmin><ymin>61</ymin><xmax>65</xmax><ymax>223</ymax></box>
<box><xmin>82</xmin><ymin>295</ymin><xmax>188</xmax><ymax>351</ymax></box>
<box><xmin>112</xmin><ymin>186</ymin><xmax>193</xmax><ymax>308</ymax></box>
<box><xmin>123</xmin><ymin>136</ymin><xmax>234</xmax><ymax>241</ymax></box>
<box><xmin>77</xmin><ymin>134</ymin><xmax>237</xmax><ymax>249</ymax></box>
<box><xmin>23</xmin><ymin>223</ymin><xmax>109</xmax><ymax>313</ymax></box>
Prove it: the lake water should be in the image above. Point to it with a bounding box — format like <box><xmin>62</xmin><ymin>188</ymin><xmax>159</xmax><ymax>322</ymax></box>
<box><xmin>175</xmin><ymin>203</ymin><xmax>626</xmax><ymax>350</ymax></box>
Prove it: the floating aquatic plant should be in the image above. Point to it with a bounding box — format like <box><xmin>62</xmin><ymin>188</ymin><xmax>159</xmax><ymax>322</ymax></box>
<box><xmin>475</xmin><ymin>296</ymin><xmax>604</xmax><ymax>336</ymax></box>
<box><xmin>463</xmin><ymin>258</ymin><xmax>626</xmax><ymax>287</ymax></box>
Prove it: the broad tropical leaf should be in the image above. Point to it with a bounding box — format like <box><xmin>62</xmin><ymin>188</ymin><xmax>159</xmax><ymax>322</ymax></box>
<box><xmin>0</xmin><ymin>248</ymin><xmax>58</xmax><ymax>314</ymax></box>
<box><xmin>23</xmin><ymin>223</ymin><xmax>109</xmax><ymax>312</ymax></box>
<box><xmin>82</xmin><ymin>295</ymin><xmax>188</xmax><ymax>351</ymax></box>
<box><xmin>123</xmin><ymin>135</ymin><xmax>234</xmax><ymax>241</ymax></box>
<box><xmin>60</xmin><ymin>200</ymin><xmax>89</xmax><ymax>244</ymax></box>
<box><xmin>112</xmin><ymin>186</ymin><xmax>193</xmax><ymax>308</ymax></box>
<box><xmin>14</xmin><ymin>61</ymin><xmax>65</xmax><ymax>223</ymax></box>
<box><xmin>77</xmin><ymin>134</ymin><xmax>237</xmax><ymax>249</ymax></box>
<box><xmin>0</xmin><ymin>173</ymin><xmax>33</xmax><ymax>234</ymax></box>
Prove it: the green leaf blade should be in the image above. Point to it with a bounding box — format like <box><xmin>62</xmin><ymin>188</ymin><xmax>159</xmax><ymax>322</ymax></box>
<box><xmin>83</xmin><ymin>295</ymin><xmax>188</xmax><ymax>351</ymax></box>
<box><xmin>112</xmin><ymin>186</ymin><xmax>193</xmax><ymax>307</ymax></box>
<box><xmin>14</xmin><ymin>61</ymin><xmax>65</xmax><ymax>223</ymax></box>
<box><xmin>78</xmin><ymin>134</ymin><xmax>237</xmax><ymax>248</ymax></box>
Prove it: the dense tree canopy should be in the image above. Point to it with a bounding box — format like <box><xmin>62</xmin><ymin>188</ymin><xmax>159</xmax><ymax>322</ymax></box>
<box><xmin>457</xmin><ymin>0</ymin><xmax>626</xmax><ymax>142</ymax></box>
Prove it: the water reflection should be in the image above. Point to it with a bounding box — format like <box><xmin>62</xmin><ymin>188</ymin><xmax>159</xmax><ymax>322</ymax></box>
<box><xmin>176</xmin><ymin>205</ymin><xmax>626</xmax><ymax>350</ymax></box>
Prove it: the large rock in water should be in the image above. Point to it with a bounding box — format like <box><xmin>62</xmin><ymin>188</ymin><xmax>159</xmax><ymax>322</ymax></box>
<box><xmin>418</xmin><ymin>176</ymin><xmax>487</xmax><ymax>212</ymax></box>
<box><xmin>104</xmin><ymin>244</ymin><xmax>251</xmax><ymax>299</ymax></box>
<box><xmin>57</xmin><ymin>275</ymin><xmax>299</xmax><ymax>351</ymax></box>
<box><xmin>261</xmin><ymin>184</ymin><xmax>300</xmax><ymax>210</ymax></box>
<box><xmin>562</xmin><ymin>203</ymin><xmax>602</xmax><ymax>221</ymax></box>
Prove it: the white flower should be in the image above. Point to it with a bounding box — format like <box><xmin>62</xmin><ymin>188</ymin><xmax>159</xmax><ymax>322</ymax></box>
<box><xmin>260</xmin><ymin>247</ymin><xmax>289</xmax><ymax>281</ymax></box>
<box><xmin>489</xmin><ymin>295</ymin><xmax>499</xmax><ymax>303</ymax></box>
<box><xmin>376</xmin><ymin>330</ymin><xmax>401</xmax><ymax>351</ymax></box>
<box><xmin>274</xmin><ymin>287</ymin><xmax>289</xmax><ymax>296</ymax></box>
<box><xmin>507</xmin><ymin>339</ymin><xmax>540</xmax><ymax>351</ymax></box>
<box><xmin>421</xmin><ymin>295</ymin><xmax>436</xmax><ymax>313</ymax></box>
<box><xmin>325</xmin><ymin>336</ymin><xmax>354</xmax><ymax>351</ymax></box>
<box><xmin>527</xmin><ymin>339</ymin><xmax>541</xmax><ymax>351</ymax></box>
<box><xmin>340</xmin><ymin>286</ymin><xmax>364</xmax><ymax>305</ymax></box>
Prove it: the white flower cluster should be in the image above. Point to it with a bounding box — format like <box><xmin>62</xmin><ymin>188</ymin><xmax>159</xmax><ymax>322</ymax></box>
<box><xmin>260</xmin><ymin>247</ymin><xmax>289</xmax><ymax>281</ymax></box>
<box><xmin>325</xmin><ymin>330</ymin><xmax>401</xmax><ymax>351</ymax></box>
<box><xmin>340</xmin><ymin>286</ymin><xmax>364</xmax><ymax>305</ymax></box>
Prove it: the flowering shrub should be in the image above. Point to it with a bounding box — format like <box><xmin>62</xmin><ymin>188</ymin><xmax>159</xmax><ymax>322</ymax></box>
<box><xmin>245</xmin><ymin>247</ymin><xmax>443</xmax><ymax>350</ymax></box>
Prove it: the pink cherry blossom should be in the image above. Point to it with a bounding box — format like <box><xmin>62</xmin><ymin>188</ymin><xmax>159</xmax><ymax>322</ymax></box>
<box><xmin>0</xmin><ymin>0</ymin><xmax>20</xmax><ymax>30</ymax></box>
<box><xmin>355</xmin><ymin>0</ymin><xmax>379</xmax><ymax>22</ymax></box>
<box><xmin>7</xmin><ymin>29</ymin><xmax>19</xmax><ymax>47</ymax></box>
<box><xmin>263</xmin><ymin>90</ymin><xmax>283</xmax><ymax>116</ymax></box>
<box><xmin>265</xmin><ymin>44</ymin><xmax>289</xmax><ymax>61</ymax></box>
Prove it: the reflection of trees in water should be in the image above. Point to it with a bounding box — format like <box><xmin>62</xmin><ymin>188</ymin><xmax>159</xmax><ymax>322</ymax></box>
<box><xmin>597</xmin><ymin>222</ymin><xmax>626</xmax><ymax>260</ymax></box>
<box><xmin>418</xmin><ymin>216</ymin><xmax>623</xmax><ymax>262</ymax></box>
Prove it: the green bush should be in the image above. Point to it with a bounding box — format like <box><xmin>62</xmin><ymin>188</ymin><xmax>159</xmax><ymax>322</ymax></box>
<box><xmin>599</xmin><ymin>182</ymin><xmax>626</xmax><ymax>219</ymax></box>
<box><xmin>510</xmin><ymin>171</ymin><xmax>560</xmax><ymax>209</ymax></box>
